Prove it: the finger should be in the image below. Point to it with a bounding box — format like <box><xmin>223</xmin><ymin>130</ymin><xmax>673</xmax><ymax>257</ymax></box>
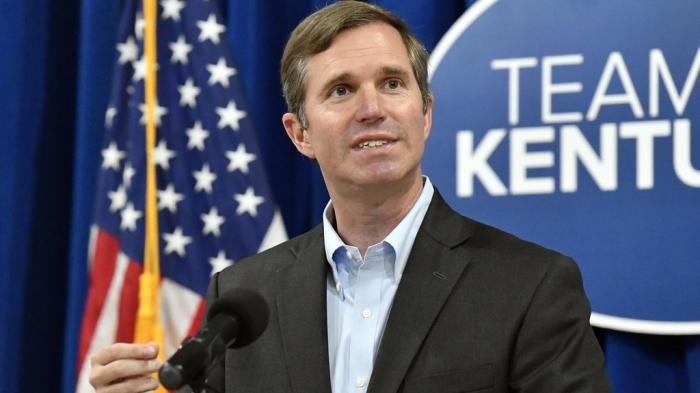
<box><xmin>90</xmin><ymin>358</ymin><xmax>162</xmax><ymax>388</ymax></box>
<box><xmin>92</xmin><ymin>342</ymin><xmax>159</xmax><ymax>366</ymax></box>
<box><xmin>97</xmin><ymin>375</ymin><xmax>159</xmax><ymax>393</ymax></box>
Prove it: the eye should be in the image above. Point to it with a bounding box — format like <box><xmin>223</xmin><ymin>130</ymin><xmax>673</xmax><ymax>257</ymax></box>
<box><xmin>331</xmin><ymin>85</ymin><xmax>350</xmax><ymax>97</ymax></box>
<box><xmin>384</xmin><ymin>79</ymin><xmax>402</xmax><ymax>90</ymax></box>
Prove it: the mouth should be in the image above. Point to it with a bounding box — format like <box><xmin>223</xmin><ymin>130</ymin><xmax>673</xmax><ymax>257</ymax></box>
<box><xmin>354</xmin><ymin>140</ymin><xmax>392</xmax><ymax>150</ymax></box>
<box><xmin>351</xmin><ymin>132</ymin><xmax>398</xmax><ymax>151</ymax></box>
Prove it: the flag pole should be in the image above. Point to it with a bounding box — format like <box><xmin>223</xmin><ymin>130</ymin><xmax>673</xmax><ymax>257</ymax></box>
<box><xmin>135</xmin><ymin>0</ymin><xmax>165</xmax><ymax>389</ymax></box>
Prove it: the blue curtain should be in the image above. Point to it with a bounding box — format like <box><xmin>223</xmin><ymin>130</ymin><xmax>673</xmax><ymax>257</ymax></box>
<box><xmin>0</xmin><ymin>0</ymin><xmax>80</xmax><ymax>392</ymax></box>
<box><xmin>0</xmin><ymin>1</ymin><xmax>697</xmax><ymax>392</ymax></box>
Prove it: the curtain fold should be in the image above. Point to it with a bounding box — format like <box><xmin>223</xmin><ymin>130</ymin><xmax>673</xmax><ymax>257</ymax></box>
<box><xmin>61</xmin><ymin>2</ymin><xmax>124</xmax><ymax>392</ymax></box>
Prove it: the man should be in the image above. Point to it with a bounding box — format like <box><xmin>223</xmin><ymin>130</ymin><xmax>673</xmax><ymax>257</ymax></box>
<box><xmin>89</xmin><ymin>2</ymin><xmax>613</xmax><ymax>392</ymax></box>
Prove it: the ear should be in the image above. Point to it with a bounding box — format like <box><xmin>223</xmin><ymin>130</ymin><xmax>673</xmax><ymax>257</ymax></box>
<box><xmin>422</xmin><ymin>94</ymin><xmax>434</xmax><ymax>140</ymax></box>
<box><xmin>282</xmin><ymin>112</ymin><xmax>316</xmax><ymax>159</ymax></box>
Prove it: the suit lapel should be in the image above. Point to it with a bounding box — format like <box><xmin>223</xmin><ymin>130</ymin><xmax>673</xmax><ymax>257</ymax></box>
<box><xmin>275</xmin><ymin>226</ymin><xmax>332</xmax><ymax>393</ymax></box>
<box><xmin>368</xmin><ymin>192</ymin><xmax>474</xmax><ymax>393</ymax></box>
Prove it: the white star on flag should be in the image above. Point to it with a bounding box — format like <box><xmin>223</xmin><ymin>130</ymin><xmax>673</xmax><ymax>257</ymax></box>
<box><xmin>161</xmin><ymin>0</ymin><xmax>185</xmax><ymax>21</ymax></box>
<box><xmin>122</xmin><ymin>163</ymin><xmax>136</xmax><ymax>188</ymax></box>
<box><xmin>101</xmin><ymin>142</ymin><xmax>126</xmax><ymax>170</ymax></box>
<box><xmin>186</xmin><ymin>121</ymin><xmax>209</xmax><ymax>151</ymax></box>
<box><xmin>116</xmin><ymin>36</ymin><xmax>138</xmax><ymax>64</ymax></box>
<box><xmin>193</xmin><ymin>163</ymin><xmax>217</xmax><ymax>193</ymax></box>
<box><xmin>226</xmin><ymin>143</ymin><xmax>256</xmax><ymax>174</ymax></box>
<box><xmin>107</xmin><ymin>185</ymin><xmax>127</xmax><ymax>212</ymax></box>
<box><xmin>209</xmin><ymin>250</ymin><xmax>233</xmax><ymax>276</ymax></box>
<box><xmin>234</xmin><ymin>187</ymin><xmax>265</xmax><ymax>217</ymax></box>
<box><xmin>139</xmin><ymin>101</ymin><xmax>168</xmax><ymax>126</ymax></box>
<box><xmin>133</xmin><ymin>56</ymin><xmax>160</xmax><ymax>82</ymax></box>
<box><xmin>120</xmin><ymin>202</ymin><xmax>142</xmax><ymax>231</ymax></box>
<box><xmin>197</xmin><ymin>14</ymin><xmax>226</xmax><ymax>44</ymax></box>
<box><xmin>216</xmin><ymin>101</ymin><xmax>247</xmax><ymax>130</ymax></box>
<box><xmin>206</xmin><ymin>57</ymin><xmax>236</xmax><ymax>87</ymax></box>
<box><xmin>153</xmin><ymin>140</ymin><xmax>176</xmax><ymax>170</ymax></box>
<box><xmin>163</xmin><ymin>227</ymin><xmax>192</xmax><ymax>257</ymax></box>
<box><xmin>105</xmin><ymin>107</ymin><xmax>117</xmax><ymax>128</ymax></box>
<box><xmin>201</xmin><ymin>207</ymin><xmax>225</xmax><ymax>236</ymax></box>
<box><xmin>178</xmin><ymin>78</ymin><xmax>201</xmax><ymax>108</ymax></box>
<box><xmin>132</xmin><ymin>56</ymin><xmax>146</xmax><ymax>82</ymax></box>
<box><xmin>169</xmin><ymin>35</ymin><xmax>193</xmax><ymax>64</ymax></box>
<box><xmin>157</xmin><ymin>184</ymin><xmax>185</xmax><ymax>213</ymax></box>
<box><xmin>135</xmin><ymin>13</ymin><xmax>145</xmax><ymax>39</ymax></box>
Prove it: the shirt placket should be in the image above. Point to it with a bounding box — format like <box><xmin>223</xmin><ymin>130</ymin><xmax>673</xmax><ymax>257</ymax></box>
<box><xmin>347</xmin><ymin>247</ymin><xmax>383</xmax><ymax>392</ymax></box>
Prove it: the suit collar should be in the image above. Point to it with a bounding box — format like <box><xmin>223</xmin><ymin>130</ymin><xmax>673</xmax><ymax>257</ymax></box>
<box><xmin>419</xmin><ymin>189</ymin><xmax>476</xmax><ymax>248</ymax></box>
<box><xmin>368</xmin><ymin>190</ymin><xmax>474</xmax><ymax>393</ymax></box>
<box><xmin>322</xmin><ymin>178</ymin><xmax>436</xmax><ymax>289</ymax></box>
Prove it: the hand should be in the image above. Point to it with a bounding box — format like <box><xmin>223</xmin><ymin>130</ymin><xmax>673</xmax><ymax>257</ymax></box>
<box><xmin>89</xmin><ymin>342</ymin><xmax>162</xmax><ymax>393</ymax></box>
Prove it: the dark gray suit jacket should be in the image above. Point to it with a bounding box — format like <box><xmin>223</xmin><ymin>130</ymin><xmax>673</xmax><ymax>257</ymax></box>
<box><xmin>207</xmin><ymin>191</ymin><xmax>612</xmax><ymax>393</ymax></box>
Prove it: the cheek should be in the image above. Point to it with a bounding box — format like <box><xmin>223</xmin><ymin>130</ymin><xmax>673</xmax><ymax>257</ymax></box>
<box><xmin>405</xmin><ymin>111</ymin><xmax>430</xmax><ymax>142</ymax></box>
<box><xmin>307</xmin><ymin>116</ymin><xmax>349</xmax><ymax>153</ymax></box>
<box><xmin>306</xmin><ymin>130</ymin><xmax>339</xmax><ymax>163</ymax></box>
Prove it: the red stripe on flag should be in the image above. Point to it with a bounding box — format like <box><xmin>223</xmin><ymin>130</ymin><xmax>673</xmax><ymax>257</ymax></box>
<box><xmin>115</xmin><ymin>260</ymin><xmax>143</xmax><ymax>343</ymax></box>
<box><xmin>76</xmin><ymin>229</ymin><xmax>120</xmax><ymax>373</ymax></box>
<box><xmin>186</xmin><ymin>299</ymin><xmax>206</xmax><ymax>338</ymax></box>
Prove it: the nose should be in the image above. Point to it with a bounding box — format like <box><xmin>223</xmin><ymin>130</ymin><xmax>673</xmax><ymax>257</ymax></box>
<box><xmin>355</xmin><ymin>85</ymin><xmax>385</xmax><ymax>124</ymax></box>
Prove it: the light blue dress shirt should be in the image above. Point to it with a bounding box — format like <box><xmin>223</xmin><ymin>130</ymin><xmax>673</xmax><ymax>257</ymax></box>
<box><xmin>323</xmin><ymin>177</ymin><xmax>435</xmax><ymax>393</ymax></box>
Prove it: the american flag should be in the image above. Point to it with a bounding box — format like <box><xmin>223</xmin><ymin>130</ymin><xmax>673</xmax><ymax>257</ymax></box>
<box><xmin>75</xmin><ymin>0</ymin><xmax>287</xmax><ymax>391</ymax></box>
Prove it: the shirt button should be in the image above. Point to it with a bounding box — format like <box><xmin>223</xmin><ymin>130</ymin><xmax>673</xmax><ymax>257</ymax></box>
<box><xmin>345</xmin><ymin>250</ymin><xmax>353</xmax><ymax>259</ymax></box>
<box><xmin>362</xmin><ymin>308</ymin><xmax>372</xmax><ymax>319</ymax></box>
<box><xmin>355</xmin><ymin>377</ymin><xmax>366</xmax><ymax>388</ymax></box>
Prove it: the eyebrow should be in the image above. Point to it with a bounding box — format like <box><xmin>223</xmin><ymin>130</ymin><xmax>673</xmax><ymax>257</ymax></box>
<box><xmin>317</xmin><ymin>66</ymin><xmax>413</xmax><ymax>97</ymax></box>
<box><xmin>378</xmin><ymin>66</ymin><xmax>411</xmax><ymax>81</ymax></box>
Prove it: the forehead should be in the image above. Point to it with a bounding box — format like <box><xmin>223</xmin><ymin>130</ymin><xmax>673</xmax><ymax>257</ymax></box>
<box><xmin>305</xmin><ymin>22</ymin><xmax>412</xmax><ymax>85</ymax></box>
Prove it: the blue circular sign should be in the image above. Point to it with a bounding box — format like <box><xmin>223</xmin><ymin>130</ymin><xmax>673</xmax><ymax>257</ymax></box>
<box><xmin>425</xmin><ymin>0</ymin><xmax>700</xmax><ymax>334</ymax></box>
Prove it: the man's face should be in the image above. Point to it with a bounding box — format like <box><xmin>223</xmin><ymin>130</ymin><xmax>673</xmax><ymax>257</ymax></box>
<box><xmin>283</xmin><ymin>22</ymin><xmax>432</xmax><ymax>195</ymax></box>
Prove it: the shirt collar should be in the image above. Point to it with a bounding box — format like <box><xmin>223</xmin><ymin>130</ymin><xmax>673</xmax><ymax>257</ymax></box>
<box><xmin>323</xmin><ymin>177</ymin><xmax>435</xmax><ymax>287</ymax></box>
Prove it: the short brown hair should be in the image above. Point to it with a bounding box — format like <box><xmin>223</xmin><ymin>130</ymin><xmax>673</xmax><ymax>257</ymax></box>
<box><xmin>280</xmin><ymin>1</ymin><xmax>431</xmax><ymax>128</ymax></box>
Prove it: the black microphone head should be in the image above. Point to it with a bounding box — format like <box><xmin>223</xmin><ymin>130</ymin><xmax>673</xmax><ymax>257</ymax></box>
<box><xmin>207</xmin><ymin>288</ymin><xmax>269</xmax><ymax>348</ymax></box>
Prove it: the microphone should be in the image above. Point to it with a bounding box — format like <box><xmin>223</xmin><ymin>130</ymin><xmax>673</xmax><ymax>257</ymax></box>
<box><xmin>159</xmin><ymin>288</ymin><xmax>269</xmax><ymax>391</ymax></box>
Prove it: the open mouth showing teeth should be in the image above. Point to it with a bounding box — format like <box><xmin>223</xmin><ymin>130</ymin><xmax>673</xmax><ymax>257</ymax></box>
<box><xmin>356</xmin><ymin>140</ymin><xmax>390</xmax><ymax>149</ymax></box>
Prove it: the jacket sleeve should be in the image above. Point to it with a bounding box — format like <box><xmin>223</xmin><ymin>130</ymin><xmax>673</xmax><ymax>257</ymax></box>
<box><xmin>509</xmin><ymin>256</ymin><xmax>613</xmax><ymax>392</ymax></box>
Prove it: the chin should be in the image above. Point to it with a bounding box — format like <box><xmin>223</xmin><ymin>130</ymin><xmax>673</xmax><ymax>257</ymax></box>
<box><xmin>354</xmin><ymin>165</ymin><xmax>416</xmax><ymax>187</ymax></box>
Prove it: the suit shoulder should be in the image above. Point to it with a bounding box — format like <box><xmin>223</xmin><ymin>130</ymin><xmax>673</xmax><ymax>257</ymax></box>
<box><xmin>453</xmin><ymin>213</ymin><xmax>577</xmax><ymax>279</ymax></box>
<box><xmin>217</xmin><ymin>224</ymin><xmax>323</xmax><ymax>281</ymax></box>
<box><xmin>451</xmin><ymin>215</ymin><xmax>586</xmax><ymax>312</ymax></box>
<box><xmin>424</xmin><ymin>190</ymin><xmax>573</xmax><ymax>273</ymax></box>
<box><xmin>426</xmin><ymin>190</ymin><xmax>565</xmax><ymax>262</ymax></box>
<box><xmin>469</xmin><ymin>219</ymin><xmax>562</xmax><ymax>259</ymax></box>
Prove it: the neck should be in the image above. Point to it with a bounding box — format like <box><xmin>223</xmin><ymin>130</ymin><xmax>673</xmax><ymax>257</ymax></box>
<box><xmin>329</xmin><ymin>172</ymin><xmax>424</xmax><ymax>255</ymax></box>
